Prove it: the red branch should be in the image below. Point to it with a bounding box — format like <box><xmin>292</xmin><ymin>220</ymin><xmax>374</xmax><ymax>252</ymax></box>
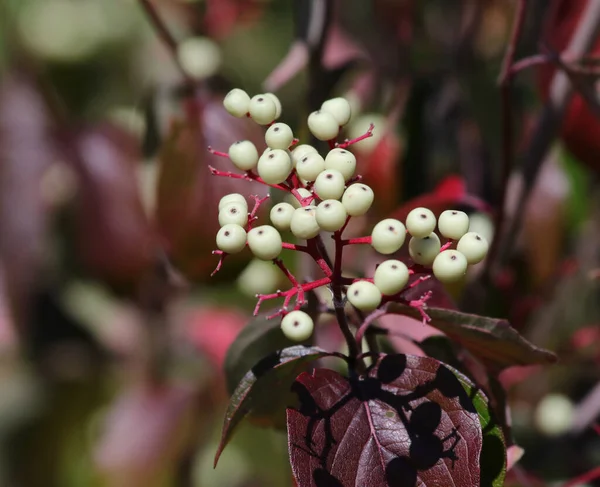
<box><xmin>336</xmin><ymin>123</ymin><xmax>375</xmax><ymax>149</ymax></box>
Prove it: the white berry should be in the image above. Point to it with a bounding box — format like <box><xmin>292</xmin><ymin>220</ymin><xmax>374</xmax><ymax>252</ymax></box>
<box><xmin>281</xmin><ymin>310</ymin><xmax>314</xmax><ymax>342</ymax></box>
<box><xmin>316</xmin><ymin>200</ymin><xmax>347</xmax><ymax>232</ymax></box>
<box><xmin>218</xmin><ymin>193</ymin><xmax>248</xmax><ymax>212</ymax></box>
<box><xmin>438</xmin><ymin>210</ymin><xmax>470</xmax><ymax>240</ymax></box>
<box><xmin>216</xmin><ymin>224</ymin><xmax>247</xmax><ymax>254</ymax></box>
<box><xmin>247</xmin><ymin>225</ymin><xmax>282</xmax><ymax>260</ymax></box>
<box><xmin>409</xmin><ymin>232</ymin><xmax>441</xmax><ymax>265</ymax></box>
<box><xmin>290</xmin><ymin>144</ymin><xmax>318</xmax><ymax>167</ymax></box>
<box><xmin>287</xmin><ymin>188</ymin><xmax>313</xmax><ymax>208</ymax></box>
<box><xmin>228</xmin><ymin>140</ymin><xmax>259</xmax><ymax>171</ymax></box>
<box><xmin>296</xmin><ymin>152</ymin><xmax>325</xmax><ymax>181</ymax></box>
<box><xmin>177</xmin><ymin>37</ymin><xmax>221</xmax><ymax>80</ymax></box>
<box><xmin>341</xmin><ymin>183</ymin><xmax>374</xmax><ymax>216</ymax></box>
<box><xmin>307</xmin><ymin>110</ymin><xmax>339</xmax><ymax>141</ymax></box>
<box><xmin>218</xmin><ymin>203</ymin><xmax>248</xmax><ymax>227</ymax></box>
<box><xmin>290</xmin><ymin>206</ymin><xmax>320</xmax><ymax>239</ymax></box>
<box><xmin>313</xmin><ymin>169</ymin><xmax>345</xmax><ymax>200</ymax></box>
<box><xmin>223</xmin><ymin>88</ymin><xmax>250</xmax><ymax>118</ymax></box>
<box><xmin>456</xmin><ymin>232</ymin><xmax>489</xmax><ymax>264</ymax></box>
<box><xmin>321</xmin><ymin>97</ymin><xmax>352</xmax><ymax>126</ymax></box>
<box><xmin>432</xmin><ymin>250</ymin><xmax>468</xmax><ymax>283</ymax></box>
<box><xmin>265</xmin><ymin>123</ymin><xmax>293</xmax><ymax>149</ymax></box>
<box><xmin>256</xmin><ymin>149</ymin><xmax>292</xmax><ymax>184</ymax></box>
<box><xmin>248</xmin><ymin>94</ymin><xmax>277</xmax><ymax>125</ymax></box>
<box><xmin>324</xmin><ymin>148</ymin><xmax>356</xmax><ymax>181</ymax></box>
<box><xmin>371</xmin><ymin>219</ymin><xmax>406</xmax><ymax>254</ymax></box>
<box><xmin>346</xmin><ymin>281</ymin><xmax>382</xmax><ymax>311</ymax></box>
<box><xmin>406</xmin><ymin>207</ymin><xmax>436</xmax><ymax>238</ymax></box>
<box><xmin>264</xmin><ymin>93</ymin><xmax>282</xmax><ymax>119</ymax></box>
<box><xmin>270</xmin><ymin>202</ymin><xmax>295</xmax><ymax>231</ymax></box>
<box><xmin>373</xmin><ymin>260</ymin><xmax>409</xmax><ymax>295</ymax></box>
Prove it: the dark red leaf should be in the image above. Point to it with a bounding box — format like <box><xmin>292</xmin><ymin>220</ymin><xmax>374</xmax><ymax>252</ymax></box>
<box><xmin>287</xmin><ymin>355</ymin><xmax>483</xmax><ymax>487</ymax></box>
<box><xmin>71</xmin><ymin>124</ymin><xmax>154</xmax><ymax>289</ymax></box>
<box><xmin>215</xmin><ymin>345</ymin><xmax>333</xmax><ymax>467</ymax></box>
<box><xmin>388</xmin><ymin>304</ymin><xmax>557</xmax><ymax>372</ymax></box>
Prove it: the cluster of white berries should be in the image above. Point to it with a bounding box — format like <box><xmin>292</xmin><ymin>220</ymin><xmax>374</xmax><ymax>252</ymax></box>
<box><xmin>215</xmin><ymin>88</ymin><xmax>490</xmax><ymax>343</ymax></box>
<box><xmin>346</xmin><ymin>208</ymin><xmax>489</xmax><ymax>312</ymax></box>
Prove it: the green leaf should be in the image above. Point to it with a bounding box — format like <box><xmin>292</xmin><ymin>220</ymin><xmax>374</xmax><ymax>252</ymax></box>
<box><xmin>446</xmin><ymin>365</ymin><xmax>507</xmax><ymax>487</ymax></box>
<box><xmin>215</xmin><ymin>345</ymin><xmax>333</xmax><ymax>467</ymax></box>
<box><xmin>388</xmin><ymin>304</ymin><xmax>557</xmax><ymax>371</ymax></box>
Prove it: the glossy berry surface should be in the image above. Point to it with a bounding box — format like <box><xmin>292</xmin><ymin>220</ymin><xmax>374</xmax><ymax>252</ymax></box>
<box><xmin>223</xmin><ymin>88</ymin><xmax>250</xmax><ymax>118</ymax></box>
<box><xmin>216</xmin><ymin>224</ymin><xmax>247</xmax><ymax>254</ymax></box>
<box><xmin>371</xmin><ymin>219</ymin><xmax>406</xmax><ymax>254</ymax></box>
<box><xmin>321</xmin><ymin>97</ymin><xmax>352</xmax><ymax>126</ymax></box>
<box><xmin>270</xmin><ymin>202</ymin><xmax>295</xmax><ymax>231</ymax></box>
<box><xmin>432</xmin><ymin>250</ymin><xmax>468</xmax><ymax>283</ymax></box>
<box><xmin>280</xmin><ymin>310</ymin><xmax>314</xmax><ymax>342</ymax></box>
<box><xmin>296</xmin><ymin>152</ymin><xmax>326</xmax><ymax>181</ymax></box>
<box><xmin>265</xmin><ymin>123</ymin><xmax>294</xmax><ymax>150</ymax></box>
<box><xmin>438</xmin><ymin>210</ymin><xmax>470</xmax><ymax>240</ymax></box>
<box><xmin>324</xmin><ymin>148</ymin><xmax>357</xmax><ymax>181</ymax></box>
<box><xmin>256</xmin><ymin>149</ymin><xmax>292</xmax><ymax>184</ymax></box>
<box><xmin>313</xmin><ymin>169</ymin><xmax>346</xmax><ymax>200</ymax></box>
<box><xmin>316</xmin><ymin>200</ymin><xmax>348</xmax><ymax>232</ymax></box>
<box><xmin>373</xmin><ymin>260</ymin><xmax>409</xmax><ymax>296</ymax></box>
<box><xmin>346</xmin><ymin>281</ymin><xmax>382</xmax><ymax>311</ymax></box>
<box><xmin>248</xmin><ymin>94</ymin><xmax>277</xmax><ymax>125</ymax></box>
<box><xmin>290</xmin><ymin>206</ymin><xmax>321</xmax><ymax>239</ymax></box>
<box><xmin>228</xmin><ymin>140</ymin><xmax>259</xmax><ymax>171</ymax></box>
<box><xmin>456</xmin><ymin>232</ymin><xmax>489</xmax><ymax>264</ymax></box>
<box><xmin>218</xmin><ymin>193</ymin><xmax>248</xmax><ymax>212</ymax></box>
<box><xmin>247</xmin><ymin>225</ymin><xmax>283</xmax><ymax>260</ymax></box>
<box><xmin>218</xmin><ymin>202</ymin><xmax>249</xmax><ymax>227</ymax></box>
<box><xmin>307</xmin><ymin>110</ymin><xmax>340</xmax><ymax>141</ymax></box>
<box><xmin>409</xmin><ymin>233</ymin><xmax>441</xmax><ymax>266</ymax></box>
<box><xmin>341</xmin><ymin>183</ymin><xmax>374</xmax><ymax>216</ymax></box>
<box><xmin>406</xmin><ymin>207</ymin><xmax>437</xmax><ymax>238</ymax></box>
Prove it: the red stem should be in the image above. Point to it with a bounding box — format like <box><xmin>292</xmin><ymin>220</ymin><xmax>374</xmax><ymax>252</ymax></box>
<box><xmin>562</xmin><ymin>466</ymin><xmax>600</xmax><ymax>487</ymax></box>
<box><xmin>336</xmin><ymin>123</ymin><xmax>375</xmax><ymax>149</ymax></box>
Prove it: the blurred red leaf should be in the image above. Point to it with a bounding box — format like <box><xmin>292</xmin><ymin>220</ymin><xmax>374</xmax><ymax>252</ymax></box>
<box><xmin>71</xmin><ymin>124</ymin><xmax>154</xmax><ymax>289</ymax></box>
<box><xmin>204</xmin><ymin>0</ymin><xmax>265</xmax><ymax>39</ymax></box>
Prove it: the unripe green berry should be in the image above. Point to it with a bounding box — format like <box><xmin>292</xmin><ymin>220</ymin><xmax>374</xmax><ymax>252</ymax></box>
<box><xmin>219</xmin><ymin>193</ymin><xmax>248</xmax><ymax>212</ymax></box>
<box><xmin>456</xmin><ymin>232</ymin><xmax>489</xmax><ymax>264</ymax></box>
<box><xmin>270</xmin><ymin>202</ymin><xmax>295</xmax><ymax>231</ymax></box>
<box><xmin>346</xmin><ymin>281</ymin><xmax>382</xmax><ymax>311</ymax></box>
<box><xmin>256</xmin><ymin>149</ymin><xmax>292</xmax><ymax>184</ymax></box>
<box><xmin>321</xmin><ymin>97</ymin><xmax>352</xmax><ymax>126</ymax></box>
<box><xmin>218</xmin><ymin>202</ymin><xmax>248</xmax><ymax>227</ymax></box>
<box><xmin>406</xmin><ymin>207</ymin><xmax>436</xmax><ymax>238</ymax></box>
<box><xmin>287</xmin><ymin>188</ymin><xmax>313</xmax><ymax>208</ymax></box>
<box><xmin>247</xmin><ymin>225</ymin><xmax>282</xmax><ymax>260</ymax></box>
<box><xmin>216</xmin><ymin>224</ymin><xmax>247</xmax><ymax>254</ymax></box>
<box><xmin>324</xmin><ymin>148</ymin><xmax>357</xmax><ymax>181</ymax></box>
<box><xmin>313</xmin><ymin>169</ymin><xmax>345</xmax><ymax>200</ymax></box>
<box><xmin>316</xmin><ymin>200</ymin><xmax>347</xmax><ymax>231</ymax></box>
<box><xmin>374</xmin><ymin>260</ymin><xmax>409</xmax><ymax>295</ymax></box>
<box><xmin>371</xmin><ymin>219</ymin><xmax>406</xmax><ymax>254</ymax></box>
<box><xmin>265</xmin><ymin>123</ymin><xmax>293</xmax><ymax>150</ymax></box>
<box><xmin>432</xmin><ymin>250</ymin><xmax>468</xmax><ymax>283</ymax></box>
<box><xmin>409</xmin><ymin>232</ymin><xmax>441</xmax><ymax>265</ymax></box>
<box><xmin>438</xmin><ymin>210</ymin><xmax>470</xmax><ymax>240</ymax></box>
<box><xmin>228</xmin><ymin>140</ymin><xmax>259</xmax><ymax>171</ymax></box>
<box><xmin>281</xmin><ymin>310</ymin><xmax>314</xmax><ymax>342</ymax></box>
<box><xmin>296</xmin><ymin>152</ymin><xmax>325</xmax><ymax>181</ymax></box>
<box><xmin>290</xmin><ymin>206</ymin><xmax>320</xmax><ymax>239</ymax></box>
<box><xmin>248</xmin><ymin>94</ymin><xmax>277</xmax><ymax>125</ymax></box>
<box><xmin>290</xmin><ymin>144</ymin><xmax>318</xmax><ymax>167</ymax></box>
<box><xmin>307</xmin><ymin>110</ymin><xmax>340</xmax><ymax>141</ymax></box>
<box><xmin>264</xmin><ymin>93</ymin><xmax>282</xmax><ymax>119</ymax></box>
<box><xmin>341</xmin><ymin>183</ymin><xmax>374</xmax><ymax>216</ymax></box>
<box><xmin>223</xmin><ymin>88</ymin><xmax>250</xmax><ymax>118</ymax></box>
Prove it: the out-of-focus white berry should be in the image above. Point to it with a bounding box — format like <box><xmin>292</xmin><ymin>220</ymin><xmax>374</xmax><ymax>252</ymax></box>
<box><xmin>223</xmin><ymin>88</ymin><xmax>250</xmax><ymax>118</ymax></box>
<box><xmin>228</xmin><ymin>140</ymin><xmax>259</xmax><ymax>171</ymax></box>
<box><xmin>432</xmin><ymin>250</ymin><xmax>468</xmax><ymax>283</ymax></box>
<box><xmin>307</xmin><ymin>111</ymin><xmax>340</xmax><ymax>141</ymax></box>
<box><xmin>216</xmin><ymin>224</ymin><xmax>247</xmax><ymax>254</ymax></box>
<box><xmin>406</xmin><ymin>207</ymin><xmax>437</xmax><ymax>238</ymax></box>
<box><xmin>371</xmin><ymin>219</ymin><xmax>406</xmax><ymax>254</ymax></box>
<box><xmin>316</xmin><ymin>200</ymin><xmax>347</xmax><ymax>232</ymax></box>
<box><xmin>290</xmin><ymin>206</ymin><xmax>320</xmax><ymax>239</ymax></box>
<box><xmin>247</xmin><ymin>225</ymin><xmax>282</xmax><ymax>260</ymax></box>
<box><xmin>270</xmin><ymin>202</ymin><xmax>295</xmax><ymax>231</ymax></box>
<box><xmin>346</xmin><ymin>281</ymin><xmax>382</xmax><ymax>311</ymax></box>
<box><xmin>534</xmin><ymin>393</ymin><xmax>574</xmax><ymax>437</ymax></box>
<box><xmin>438</xmin><ymin>210</ymin><xmax>470</xmax><ymax>240</ymax></box>
<box><xmin>248</xmin><ymin>94</ymin><xmax>277</xmax><ymax>125</ymax></box>
<box><xmin>374</xmin><ymin>260</ymin><xmax>409</xmax><ymax>295</ymax></box>
<box><xmin>456</xmin><ymin>232</ymin><xmax>489</xmax><ymax>265</ymax></box>
<box><xmin>468</xmin><ymin>212</ymin><xmax>494</xmax><ymax>244</ymax></box>
<box><xmin>177</xmin><ymin>36</ymin><xmax>221</xmax><ymax>80</ymax></box>
<box><xmin>290</xmin><ymin>144</ymin><xmax>318</xmax><ymax>167</ymax></box>
<box><xmin>296</xmin><ymin>152</ymin><xmax>325</xmax><ymax>181</ymax></box>
<box><xmin>287</xmin><ymin>188</ymin><xmax>313</xmax><ymax>208</ymax></box>
<box><xmin>313</xmin><ymin>169</ymin><xmax>345</xmax><ymax>200</ymax></box>
<box><xmin>256</xmin><ymin>149</ymin><xmax>292</xmax><ymax>184</ymax></box>
<box><xmin>238</xmin><ymin>259</ymin><xmax>280</xmax><ymax>296</ymax></box>
<box><xmin>218</xmin><ymin>193</ymin><xmax>248</xmax><ymax>212</ymax></box>
<box><xmin>321</xmin><ymin>97</ymin><xmax>352</xmax><ymax>126</ymax></box>
<box><xmin>341</xmin><ymin>183</ymin><xmax>374</xmax><ymax>216</ymax></box>
<box><xmin>265</xmin><ymin>123</ymin><xmax>293</xmax><ymax>150</ymax></box>
<box><xmin>324</xmin><ymin>148</ymin><xmax>357</xmax><ymax>181</ymax></box>
<box><xmin>264</xmin><ymin>93</ymin><xmax>282</xmax><ymax>119</ymax></box>
<box><xmin>409</xmin><ymin>233</ymin><xmax>441</xmax><ymax>265</ymax></box>
<box><xmin>218</xmin><ymin>202</ymin><xmax>248</xmax><ymax>227</ymax></box>
<box><xmin>281</xmin><ymin>310</ymin><xmax>314</xmax><ymax>342</ymax></box>
<box><xmin>347</xmin><ymin>114</ymin><xmax>385</xmax><ymax>152</ymax></box>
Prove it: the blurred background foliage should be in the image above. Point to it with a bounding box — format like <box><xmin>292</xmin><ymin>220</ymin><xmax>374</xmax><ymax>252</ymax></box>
<box><xmin>0</xmin><ymin>0</ymin><xmax>598</xmax><ymax>486</ymax></box>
